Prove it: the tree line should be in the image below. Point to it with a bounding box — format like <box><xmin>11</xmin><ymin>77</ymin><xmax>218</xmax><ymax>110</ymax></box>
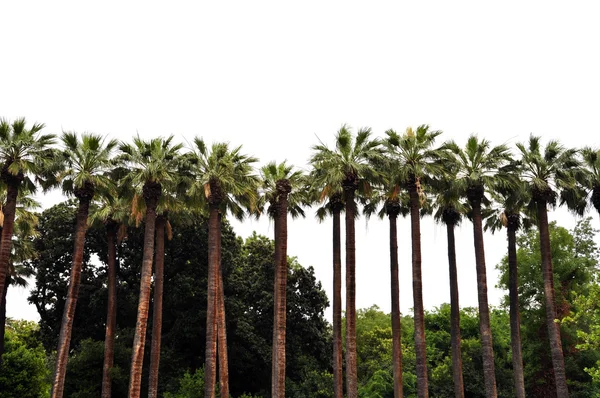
<box><xmin>1</xmin><ymin>117</ymin><xmax>600</xmax><ymax>397</ymax></box>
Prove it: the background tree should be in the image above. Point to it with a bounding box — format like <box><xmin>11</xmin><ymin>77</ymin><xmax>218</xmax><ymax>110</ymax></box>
<box><xmin>52</xmin><ymin>132</ymin><xmax>117</xmax><ymax>398</ymax></box>
<box><xmin>517</xmin><ymin>135</ymin><xmax>583</xmax><ymax>397</ymax></box>
<box><xmin>385</xmin><ymin>125</ymin><xmax>443</xmax><ymax>398</ymax></box>
<box><xmin>0</xmin><ymin>117</ymin><xmax>55</xmax><ymax>310</ymax></box>
<box><xmin>445</xmin><ymin>134</ymin><xmax>513</xmax><ymax>397</ymax></box>
<box><xmin>259</xmin><ymin>161</ymin><xmax>306</xmax><ymax>398</ymax></box>
<box><xmin>119</xmin><ymin>135</ymin><xmax>183</xmax><ymax>398</ymax></box>
<box><xmin>310</xmin><ymin>125</ymin><xmax>383</xmax><ymax>398</ymax></box>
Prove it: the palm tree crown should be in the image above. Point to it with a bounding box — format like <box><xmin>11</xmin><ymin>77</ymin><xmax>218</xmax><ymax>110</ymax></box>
<box><xmin>580</xmin><ymin>146</ymin><xmax>600</xmax><ymax>216</ymax></box>
<box><xmin>259</xmin><ymin>161</ymin><xmax>306</xmax><ymax>220</ymax></box>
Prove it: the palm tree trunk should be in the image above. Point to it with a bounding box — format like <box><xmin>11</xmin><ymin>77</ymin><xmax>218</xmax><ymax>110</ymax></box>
<box><xmin>273</xmin><ymin>193</ymin><xmax>289</xmax><ymax>397</ymax></box>
<box><xmin>446</xmin><ymin>222</ymin><xmax>464</xmax><ymax>398</ymax></box>
<box><xmin>52</xmin><ymin>196</ymin><xmax>92</xmax><ymax>398</ymax></box>
<box><xmin>217</xmin><ymin>213</ymin><xmax>229</xmax><ymax>398</ymax></box>
<box><xmin>344</xmin><ymin>187</ymin><xmax>358</xmax><ymax>398</ymax></box>
<box><xmin>101</xmin><ymin>223</ymin><xmax>118</xmax><ymax>398</ymax></box>
<box><xmin>409</xmin><ymin>186</ymin><xmax>429</xmax><ymax>398</ymax></box>
<box><xmin>0</xmin><ymin>274</ymin><xmax>9</xmax><ymax>363</ymax></box>
<box><xmin>148</xmin><ymin>216</ymin><xmax>166</xmax><ymax>398</ymax></box>
<box><xmin>470</xmin><ymin>201</ymin><xmax>497</xmax><ymax>398</ymax></box>
<box><xmin>272</xmin><ymin>207</ymin><xmax>282</xmax><ymax>397</ymax></box>
<box><xmin>507</xmin><ymin>218</ymin><xmax>526</xmax><ymax>398</ymax></box>
<box><xmin>0</xmin><ymin>183</ymin><xmax>18</xmax><ymax>308</ymax></box>
<box><xmin>128</xmin><ymin>188</ymin><xmax>160</xmax><ymax>398</ymax></box>
<box><xmin>204</xmin><ymin>204</ymin><xmax>219</xmax><ymax>398</ymax></box>
<box><xmin>332</xmin><ymin>206</ymin><xmax>343</xmax><ymax>398</ymax></box>
<box><xmin>389</xmin><ymin>213</ymin><xmax>403</xmax><ymax>398</ymax></box>
<box><xmin>537</xmin><ymin>202</ymin><xmax>569</xmax><ymax>397</ymax></box>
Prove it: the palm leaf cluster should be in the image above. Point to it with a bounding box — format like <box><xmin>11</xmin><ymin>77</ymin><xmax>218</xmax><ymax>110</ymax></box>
<box><xmin>2</xmin><ymin>116</ymin><xmax>599</xmax><ymax>398</ymax></box>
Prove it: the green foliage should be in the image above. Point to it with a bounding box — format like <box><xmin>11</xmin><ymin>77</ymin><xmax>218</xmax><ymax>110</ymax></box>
<box><xmin>0</xmin><ymin>320</ymin><xmax>50</xmax><ymax>398</ymax></box>
<box><xmin>163</xmin><ymin>368</ymin><xmax>205</xmax><ymax>398</ymax></box>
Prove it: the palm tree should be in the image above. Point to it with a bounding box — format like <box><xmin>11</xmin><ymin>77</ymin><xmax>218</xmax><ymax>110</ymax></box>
<box><xmin>0</xmin><ymin>117</ymin><xmax>55</xmax><ymax>308</ymax></box>
<box><xmin>363</xmin><ymin>164</ymin><xmax>410</xmax><ymax>398</ymax></box>
<box><xmin>259</xmin><ymin>161</ymin><xmax>306</xmax><ymax>398</ymax></box>
<box><xmin>310</xmin><ymin>184</ymin><xmax>344</xmax><ymax>398</ymax></box>
<box><xmin>0</xmin><ymin>188</ymin><xmax>39</xmax><ymax>362</ymax></box>
<box><xmin>517</xmin><ymin>135</ymin><xmax>584</xmax><ymax>398</ymax></box>
<box><xmin>484</xmin><ymin>178</ymin><xmax>531</xmax><ymax>398</ymax></box>
<box><xmin>310</xmin><ymin>125</ymin><xmax>383</xmax><ymax>398</ymax></box>
<box><xmin>89</xmin><ymin>182</ymin><xmax>131</xmax><ymax>398</ymax></box>
<box><xmin>580</xmin><ymin>147</ymin><xmax>600</xmax><ymax>219</ymax></box>
<box><xmin>185</xmin><ymin>138</ymin><xmax>259</xmax><ymax>398</ymax></box>
<box><xmin>51</xmin><ymin>132</ymin><xmax>118</xmax><ymax>398</ymax></box>
<box><xmin>119</xmin><ymin>135</ymin><xmax>183</xmax><ymax>398</ymax></box>
<box><xmin>432</xmin><ymin>172</ymin><xmax>466</xmax><ymax>398</ymax></box>
<box><xmin>385</xmin><ymin>125</ymin><xmax>443</xmax><ymax>398</ymax></box>
<box><xmin>444</xmin><ymin>135</ymin><xmax>513</xmax><ymax>398</ymax></box>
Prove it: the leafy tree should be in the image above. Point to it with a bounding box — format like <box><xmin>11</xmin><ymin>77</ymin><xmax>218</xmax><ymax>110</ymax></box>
<box><xmin>52</xmin><ymin>132</ymin><xmax>118</xmax><ymax>398</ymax></box>
<box><xmin>310</xmin><ymin>125</ymin><xmax>383</xmax><ymax>398</ymax></box>
<box><xmin>580</xmin><ymin>147</ymin><xmax>600</xmax><ymax>218</ymax></box>
<box><xmin>0</xmin><ymin>319</ymin><xmax>51</xmax><ymax>398</ymax></box>
<box><xmin>385</xmin><ymin>125</ymin><xmax>444</xmax><ymax>398</ymax></box>
<box><xmin>0</xmin><ymin>117</ymin><xmax>55</xmax><ymax>313</ymax></box>
<box><xmin>517</xmin><ymin>135</ymin><xmax>584</xmax><ymax>397</ymax></box>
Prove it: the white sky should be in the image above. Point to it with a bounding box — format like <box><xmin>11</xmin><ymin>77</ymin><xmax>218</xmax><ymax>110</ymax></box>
<box><xmin>2</xmin><ymin>1</ymin><xmax>599</xmax><ymax>323</ymax></box>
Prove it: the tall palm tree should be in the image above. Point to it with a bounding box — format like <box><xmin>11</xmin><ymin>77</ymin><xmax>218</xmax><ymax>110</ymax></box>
<box><xmin>444</xmin><ymin>135</ymin><xmax>512</xmax><ymax>398</ymax></box>
<box><xmin>51</xmin><ymin>132</ymin><xmax>118</xmax><ymax>398</ymax></box>
<box><xmin>0</xmin><ymin>188</ymin><xmax>39</xmax><ymax>362</ymax></box>
<box><xmin>310</xmin><ymin>185</ymin><xmax>344</xmax><ymax>398</ymax></box>
<box><xmin>385</xmin><ymin>125</ymin><xmax>443</xmax><ymax>398</ymax></box>
<box><xmin>0</xmin><ymin>117</ymin><xmax>55</xmax><ymax>307</ymax></box>
<box><xmin>310</xmin><ymin>125</ymin><xmax>383</xmax><ymax>398</ymax></box>
<box><xmin>484</xmin><ymin>178</ymin><xmax>531</xmax><ymax>398</ymax></box>
<box><xmin>580</xmin><ymin>147</ymin><xmax>600</xmax><ymax>219</ymax></box>
<box><xmin>186</xmin><ymin>138</ymin><xmax>259</xmax><ymax>398</ymax></box>
<box><xmin>363</xmin><ymin>165</ymin><xmax>410</xmax><ymax>398</ymax></box>
<box><xmin>259</xmin><ymin>161</ymin><xmax>306</xmax><ymax>398</ymax></box>
<box><xmin>432</xmin><ymin>172</ymin><xmax>466</xmax><ymax>398</ymax></box>
<box><xmin>119</xmin><ymin>136</ymin><xmax>183</xmax><ymax>398</ymax></box>
<box><xmin>89</xmin><ymin>182</ymin><xmax>131</xmax><ymax>398</ymax></box>
<box><xmin>517</xmin><ymin>135</ymin><xmax>584</xmax><ymax>398</ymax></box>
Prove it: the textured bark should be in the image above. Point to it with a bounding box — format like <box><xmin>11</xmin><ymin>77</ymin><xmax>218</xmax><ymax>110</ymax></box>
<box><xmin>332</xmin><ymin>206</ymin><xmax>343</xmax><ymax>398</ymax></box>
<box><xmin>128</xmin><ymin>187</ymin><xmax>159</xmax><ymax>398</ymax></box>
<box><xmin>0</xmin><ymin>274</ymin><xmax>8</xmax><ymax>363</ymax></box>
<box><xmin>537</xmin><ymin>202</ymin><xmax>569</xmax><ymax>397</ymax></box>
<box><xmin>409</xmin><ymin>186</ymin><xmax>429</xmax><ymax>398</ymax></box>
<box><xmin>389</xmin><ymin>213</ymin><xmax>403</xmax><ymax>398</ymax></box>
<box><xmin>217</xmin><ymin>213</ymin><xmax>229</xmax><ymax>398</ymax></box>
<box><xmin>148</xmin><ymin>216</ymin><xmax>166</xmax><ymax>398</ymax></box>
<box><xmin>271</xmin><ymin>207</ymin><xmax>282</xmax><ymax>397</ymax></box>
<box><xmin>0</xmin><ymin>183</ymin><xmax>18</xmax><ymax>308</ymax></box>
<box><xmin>507</xmin><ymin>218</ymin><xmax>526</xmax><ymax>398</ymax></box>
<box><xmin>52</xmin><ymin>196</ymin><xmax>92</xmax><ymax>398</ymax></box>
<box><xmin>470</xmin><ymin>200</ymin><xmax>498</xmax><ymax>398</ymax></box>
<box><xmin>446</xmin><ymin>222</ymin><xmax>464</xmax><ymax>398</ymax></box>
<box><xmin>101</xmin><ymin>223</ymin><xmax>118</xmax><ymax>398</ymax></box>
<box><xmin>204</xmin><ymin>205</ymin><xmax>219</xmax><ymax>398</ymax></box>
<box><xmin>344</xmin><ymin>187</ymin><xmax>358</xmax><ymax>398</ymax></box>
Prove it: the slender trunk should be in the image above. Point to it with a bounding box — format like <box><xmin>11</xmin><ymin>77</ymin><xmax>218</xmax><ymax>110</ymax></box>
<box><xmin>204</xmin><ymin>205</ymin><xmax>219</xmax><ymax>398</ymax></box>
<box><xmin>0</xmin><ymin>274</ymin><xmax>9</xmax><ymax>363</ymax></box>
<box><xmin>128</xmin><ymin>189</ymin><xmax>159</xmax><ymax>398</ymax></box>
<box><xmin>332</xmin><ymin>207</ymin><xmax>343</xmax><ymax>398</ymax></box>
<box><xmin>507</xmin><ymin>219</ymin><xmax>526</xmax><ymax>398</ymax></box>
<box><xmin>344</xmin><ymin>187</ymin><xmax>358</xmax><ymax>398</ymax></box>
<box><xmin>148</xmin><ymin>216</ymin><xmax>166</xmax><ymax>398</ymax></box>
<box><xmin>409</xmin><ymin>186</ymin><xmax>428</xmax><ymax>398</ymax></box>
<box><xmin>0</xmin><ymin>183</ymin><xmax>18</xmax><ymax>307</ymax></box>
<box><xmin>275</xmin><ymin>193</ymin><xmax>289</xmax><ymax>397</ymax></box>
<box><xmin>217</xmin><ymin>213</ymin><xmax>229</xmax><ymax>398</ymax></box>
<box><xmin>537</xmin><ymin>202</ymin><xmax>569</xmax><ymax>397</ymax></box>
<box><xmin>101</xmin><ymin>223</ymin><xmax>118</xmax><ymax>398</ymax></box>
<box><xmin>272</xmin><ymin>208</ymin><xmax>282</xmax><ymax>397</ymax></box>
<box><xmin>446</xmin><ymin>222</ymin><xmax>464</xmax><ymax>398</ymax></box>
<box><xmin>389</xmin><ymin>213</ymin><xmax>403</xmax><ymax>398</ymax></box>
<box><xmin>52</xmin><ymin>196</ymin><xmax>92</xmax><ymax>398</ymax></box>
<box><xmin>470</xmin><ymin>201</ymin><xmax>497</xmax><ymax>398</ymax></box>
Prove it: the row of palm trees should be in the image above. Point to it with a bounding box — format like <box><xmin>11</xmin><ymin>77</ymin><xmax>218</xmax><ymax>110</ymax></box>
<box><xmin>1</xmin><ymin>117</ymin><xmax>599</xmax><ymax>397</ymax></box>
